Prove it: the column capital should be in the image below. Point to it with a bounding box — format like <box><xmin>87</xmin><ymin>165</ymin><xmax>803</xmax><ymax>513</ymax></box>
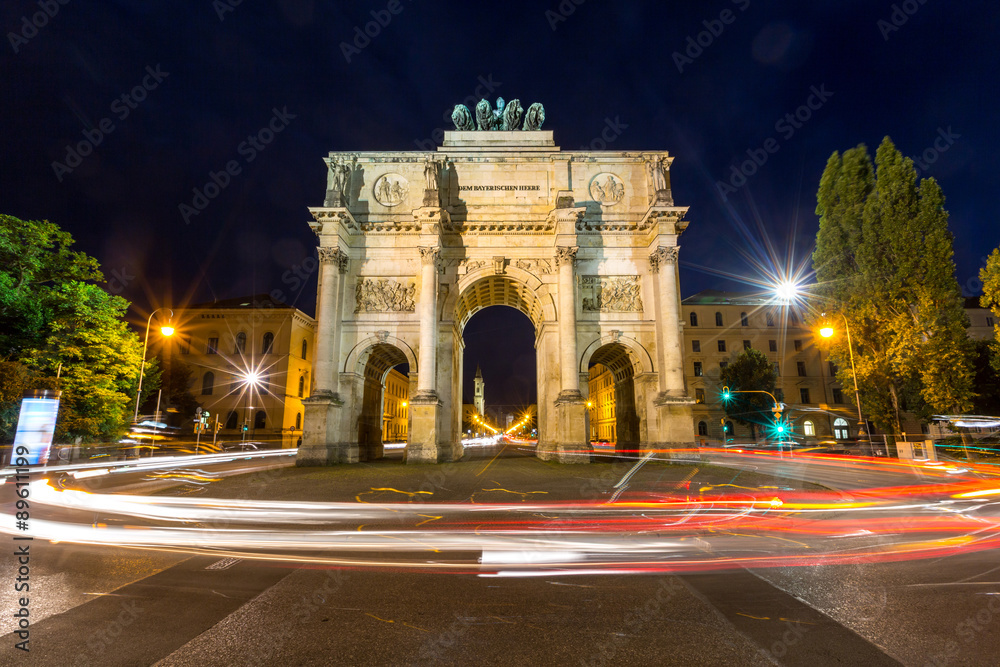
<box><xmin>649</xmin><ymin>246</ymin><xmax>680</xmax><ymax>273</ymax></box>
<box><xmin>418</xmin><ymin>246</ymin><xmax>443</xmax><ymax>268</ymax></box>
<box><xmin>554</xmin><ymin>246</ymin><xmax>579</xmax><ymax>268</ymax></box>
<box><xmin>318</xmin><ymin>246</ymin><xmax>349</xmax><ymax>273</ymax></box>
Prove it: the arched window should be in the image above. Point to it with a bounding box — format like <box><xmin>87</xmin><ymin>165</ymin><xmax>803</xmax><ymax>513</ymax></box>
<box><xmin>262</xmin><ymin>332</ymin><xmax>274</xmax><ymax>354</ymax></box>
<box><xmin>803</xmin><ymin>420</ymin><xmax>815</xmax><ymax>436</ymax></box>
<box><xmin>295</xmin><ymin>413</ymin><xmax>302</xmax><ymax>430</ymax></box>
<box><xmin>740</xmin><ymin>312</ymin><xmax>748</xmax><ymax>327</ymax></box>
<box><xmin>833</xmin><ymin>417</ymin><xmax>849</xmax><ymax>440</ymax></box>
<box><xmin>301</xmin><ymin>339</ymin><xmax>308</xmax><ymax>359</ymax></box>
<box><xmin>235</xmin><ymin>331</ymin><xmax>247</xmax><ymax>354</ymax></box>
<box><xmin>225</xmin><ymin>411</ymin><xmax>238</xmax><ymax>429</ymax></box>
<box><xmin>689</xmin><ymin>312</ymin><xmax>698</xmax><ymax>327</ymax></box>
<box><xmin>201</xmin><ymin>371</ymin><xmax>214</xmax><ymax>395</ymax></box>
<box><xmin>766</xmin><ymin>312</ymin><xmax>775</xmax><ymax>327</ymax></box>
<box><xmin>298</xmin><ymin>376</ymin><xmax>305</xmax><ymax>398</ymax></box>
<box><xmin>715</xmin><ymin>312</ymin><xmax>723</xmax><ymax>327</ymax></box>
<box><xmin>697</xmin><ymin>421</ymin><xmax>707</xmax><ymax>436</ymax></box>
<box><xmin>254</xmin><ymin>410</ymin><xmax>266</xmax><ymax>429</ymax></box>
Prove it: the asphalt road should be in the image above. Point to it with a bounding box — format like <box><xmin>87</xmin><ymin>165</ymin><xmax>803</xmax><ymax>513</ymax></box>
<box><xmin>3</xmin><ymin>446</ymin><xmax>999</xmax><ymax>666</ymax></box>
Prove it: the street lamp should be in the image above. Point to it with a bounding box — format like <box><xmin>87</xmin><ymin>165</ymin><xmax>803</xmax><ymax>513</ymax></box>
<box><xmin>819</xmin><ymin>312</ymin><xmax>868</xmax><ymax>451</ymax></box>
<box><xmin>134</xmin><ymin>308</ymin><xmax>175</xmax><ymax>422</ymax></box>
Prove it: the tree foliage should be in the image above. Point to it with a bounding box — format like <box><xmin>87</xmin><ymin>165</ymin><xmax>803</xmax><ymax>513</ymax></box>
<box><xmin>0</xmin><ymin>214</ymin><xmax>151</xmax><ymax>442</ymax></box>
<box><xmin>812</xmin><ymin>138</ymin><xmax>973</xmax><ymax>435</ymax></box>
<box><xmin>719</xmin><ymin>348</ymin><xmax>778</xmax><ymax>440</ymax></box>
<box><xmin>981</xmin><ymin>248</ymin><xmax>1000</xmax><ymax>372</ymax></box>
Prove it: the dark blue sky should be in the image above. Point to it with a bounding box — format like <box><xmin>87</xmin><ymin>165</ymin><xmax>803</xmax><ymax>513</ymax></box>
<box><xmin>3</xmin><ymin>0</ymin><xmax>997</xmax><ymax>405</ymax></box>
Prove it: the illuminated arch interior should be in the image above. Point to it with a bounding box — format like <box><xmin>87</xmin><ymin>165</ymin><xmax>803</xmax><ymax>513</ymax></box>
<box><xmin>360</xmin><ymin>343</ymin><xmax>408</xmax><ymax>382</ymax></box>
<box><xmin>589</xmin><ymin>343</ymin><xmax>639</xmax><ymax>383</ymax></box>
<box><xmin>455</xmin><ymin>276</ymin><xmax>544</xmax><ymax>331</ymax></box>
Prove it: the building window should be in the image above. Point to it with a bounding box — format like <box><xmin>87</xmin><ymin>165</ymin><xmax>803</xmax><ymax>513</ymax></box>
<box><xmin>769</xmin><ymin>339</ymin><xmax>777</xmax><ymax>352</ymax></box>
<box><xmin>207</xmin><ymin>337</ymin><xmax>219</xmax><ymax>355</ymax></box>
<box><xmin>773</xmin><ymin>362</ymin><xmax>780</xmax><ymax>376</ymax></box>
<box><xmin>225</xmin><ymin>411</ymin><xmax>238</xmax><ymax>429</ymax></box>
<box><xmin>831</xmin><ymin>388</ymin><xmax>844</xmax><ymax>404</ymax></box>
<box><xmin>794</xmin><ymin>339</ymin><xmax>802</xmax><ymax>352</ymax></box>
<box><xmin>988</xmin><ymin>317</ymin><xmax>995</xmax><ymax>327</ymax></box>
<box><xmin>766</xmin><ymin>312</ymin><xmax>775</xmax><ymax>327</ymax></box>
<box><xmin>694</xmin><ymin>362</ymin><xmax>703</xmax><ymax>377</ymax></box>
<box><xmin>829</xmin><ymin>361</ymin><xmax>838</xmax><ymax>377</ymax></box>
<box><xmin>740</xmin><ymin>312</ymin><xmax>749</xmax><ymax>327</ymax></box>
<box><xmin>803</xmin><ymin>420</ymin><xmax>815</xmax><ymax>436</ymax></box>
<box><xmin>235</xmin><ymin>332</ymin><xmax>247</xmax><ymax>354</ymax></box>
<box><xmin>695</xmin><ymin>388</ymin><xmax>705</xmax><ymax>403</ymax></box>
<box><xmin>180</xmin><ymin>338</ymin><xmax>190</xmax><ymax>354</ymax></box>
<box><xmin>259</xmin><ymin>373</ymin><xmax>270</xmax><ymax>395</ymax></box>
<box><xmin>775</xmin><ymin>388</ymin><xmax>784</xmax><ymax>402</ymax></box>
<box><xmin>262</xmin><ymin>332</ymin><xmax>274</xmax><ymax>355</ymax></box>
<box><xmin>697</xmin><ymin>421</ymin><xmax>707</xmax><ymax>436</ymax></box>
<box><xmin>800</xmin><ymin>388</ymin><xmax>811</xmax><ymax>404</ymax></box>
<box><xmin>301</xmin><ymin>339</ymin><xmax>308</xmax><ymax>359</ymax></box>
<box><xmin>254</xmin><ymin>410</ymin><xmax>266</xmax><ymax>429</ymax></box>
<box><xmin>715</xmin><ymin>312</ymin><xmax>723</xmax><ymax>327</ymax></box>
<box><xmin>298</xmin><ymin>376</ymin><xmax>305</xmax><ymax>398</ymax></box>
<box><xmin>743</xmin><ymin>340</ymin><xmax>751</xmax><ymax>350</ymax></box>
<box><xmin>719</xmin><ymin>361</ymin><xmax>728</xmax><ymax>370</ymax></box>
<box><xmin>717</xmin><ymin>340</ymin><xmax>726</xmax><ymax>352</ymax></box>
<box><xmin>833</xmin><ymin>417</ymin><xmax>849</xmax><ymax>440</ymax></box>
<box><xmin>295</xmin><ymin>413</ymin><xmax>302</xmax><ymax>430</ymax></box>
<box><xmin>797</xmin><ymin>361</ymin><xmax>807</xmax><ymax>377</ymax></box>
<box><xmin>692</xmin><ymin>340</ymin><xmax>700</xmax><ymax>353</ymax></box>
<box><xmin>690</xmin><ymin>312</ymin><xmax>698</xmax><ymax>327</ymax></box>
<box><xmin>201</xmin><ymin>371</ymin><xmax>215</xmax><ymax>395</ymax></box>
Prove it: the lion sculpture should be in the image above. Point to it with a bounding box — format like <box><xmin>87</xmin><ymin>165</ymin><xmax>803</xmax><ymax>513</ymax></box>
<box><xmin>451</xmin><ymin>104</ymin><xmax>475</xmax><ymax>131</ymax></box>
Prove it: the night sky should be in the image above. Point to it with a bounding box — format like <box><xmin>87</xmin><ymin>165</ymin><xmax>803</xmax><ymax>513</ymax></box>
<box><xmin>3</xmin><ymin>1</ymin><xmax>998</xmax><ymax>407</ymax></box>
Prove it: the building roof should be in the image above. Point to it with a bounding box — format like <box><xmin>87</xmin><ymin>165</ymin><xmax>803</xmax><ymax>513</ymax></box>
<box><xmin>186</xmin><ymin>294</ymin><xmax>296</xmax><ymax>310</ymax></box>
<box><xmin>681</xmin><ymin>290</ymin><xmax>780</xmax><ymax>306</ymax></box>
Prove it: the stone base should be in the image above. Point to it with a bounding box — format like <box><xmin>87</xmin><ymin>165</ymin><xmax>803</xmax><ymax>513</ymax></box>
<box><xmin>406</xmin><ymin>393</ymin><xmax>451</xmax><ymax>463</ymax></box>
<box><xmin>652</xmin><ymin>393</ymin><xmax>696</xmax><ymax>458</ymax></box>
<box><xmin>537</xmin><ymin>393</ymin><xmax>591</xmax><ymax>463</ymax></box>
<box><xmin>296</xmin><ymin>394</ymin><xmax>349</xmax><ymax>466</ymax></box>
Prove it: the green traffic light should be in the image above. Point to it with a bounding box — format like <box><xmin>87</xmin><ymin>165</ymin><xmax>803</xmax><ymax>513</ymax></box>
<box><xmin>721</xmin><ymin>386</ymin><xmax>731</xmax><ymax>400</ymax></box>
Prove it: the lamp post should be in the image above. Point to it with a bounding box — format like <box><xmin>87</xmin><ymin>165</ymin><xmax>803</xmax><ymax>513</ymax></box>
<box><xmin>134</xmin><ymin>308</ymin><xmax>174</xmax><ymax>423</ymax></box>
<box><xmin>819</xmin><ymin>312</ymin><xmax>868</xmax><ymax>452</ymax></box>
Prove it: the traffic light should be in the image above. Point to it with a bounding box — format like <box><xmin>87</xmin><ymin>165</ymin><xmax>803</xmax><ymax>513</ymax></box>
<box><xmin>721</xmin><ymin>386</ymin><xmax>731</xmax><ymax>401</ymax></box>
<box><xmin>242</xmin><ymin>424</ymin><xmax>248</xmax><ymax>433</ymax></box>
<box><xmin>202</xmin><ymin>410</ymin><xmax>210</xmax><ymax>425</ymax></box>
<box><xmin>772</xmin><ymin>402</ymin><xmax>783</xmax><ymax>419</ymax></box>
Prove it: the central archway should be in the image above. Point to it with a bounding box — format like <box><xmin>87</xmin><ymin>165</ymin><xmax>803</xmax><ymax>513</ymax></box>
<box><xmin>447</xmin><ymin>269</ymin><xmax>558</xmax><ymax>458</ymax></box>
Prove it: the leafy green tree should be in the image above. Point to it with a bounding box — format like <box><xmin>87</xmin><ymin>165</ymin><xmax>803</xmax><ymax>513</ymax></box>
<box><xmin>812</xmin><ymin>138</ymin><xmax>973</xmax><ymax>436</ymax></box>
<box><xmin>0</xmin><ymin>214</ymin><xmax>151</xmax><ymax>442</ymax></box>
<box><xmin>140</xmin><ymin>357</ymin><xmax>200</xmax><ymax>427</ymax></box>
<box><xmin>719</xmin><ymin>348</ymin><xmax>778</xmax><ymax>440</ymax></box>
<box><xmin>981</xmin><ymin>248</ymin><xmax>1000</xmax><ymax>372</ymax></box>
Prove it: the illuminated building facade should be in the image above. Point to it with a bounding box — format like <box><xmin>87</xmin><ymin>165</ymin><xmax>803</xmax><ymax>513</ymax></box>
<box><xmin>474</xmin><ymin>365</ymin><xmax>485</xmax><ymax>417</ymax></box>
<box><xmin>174</xmin><ymin>295</ymin><xmax>315</xmax><ymax>448</ymax></box>
<box><xmin>382</xmin><ymin>367</ymin><xmax>409</xmax><ymax>443</ymax></box>
<box><xmin>587</xmin><ymin>365</ymin><xmax>617</xmax><ymax>442</ymax></box>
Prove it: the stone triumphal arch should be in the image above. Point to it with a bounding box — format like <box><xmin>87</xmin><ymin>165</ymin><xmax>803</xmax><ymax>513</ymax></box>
<box><xmin>297</xmin><ymin>101</ymin><xmax>694</xmax><ymax>465</ymax></box>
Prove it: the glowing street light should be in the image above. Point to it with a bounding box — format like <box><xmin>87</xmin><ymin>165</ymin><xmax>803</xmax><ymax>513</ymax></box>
<box><xmin>819</xmin><ymin>312</ymin><xmax>868</xmax><ymax>450</ymax></box>
<box><xmin>774</xmin><ymin>280</ymin><xmax>801</xmax><ymax>302</ymax></box>
<box><xmin>134</xmin><ymin>308</ymin><xmax>175</xmax><ymax>422</ymax></box>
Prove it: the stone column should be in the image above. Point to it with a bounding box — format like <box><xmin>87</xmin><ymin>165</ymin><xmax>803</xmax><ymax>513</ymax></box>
<box><xmin>415</xmin><ymin>247</ymin><xmax>440</xmax><ymax>398</ymax></box>
<box><xmin>408</xmin><ymin>246</ymin><xmax>444</xmax><ymax>463</ymax></box>
<box><xmin>650</xmin><ymin>246</ymin><xmax>685</xmax><ymax>396</ymax></box>
<box><xmin>297</xmin><ymin>245</ymin><xmax>348</xmax><ymax>466</ymax></box>
<box><xmin>545</xmin><ymin>245</ymin><xmax>590</xmax><ymax>463</ymax></box>
<box><xmin>650</xmin><ymin>245</ymin><xmax>695</xmax><ymax>454</ymax></box>
<box><xmin>555</xmin><ymin>246</ymin><xmax>581</xmax><ymax>399</ymax></box>
<box><xmin>313</xmin><ymin>246</ymin><xmax>347</xmax><ymax>397</ymax></box>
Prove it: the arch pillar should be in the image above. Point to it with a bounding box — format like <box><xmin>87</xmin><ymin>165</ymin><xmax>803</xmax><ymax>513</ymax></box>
<box><xmin>408</xmin><ymin>245</ymin><xmax>449</xmax><ymax>463</ymax></box>
<box><xmin>299</xmin><ymin>245</ymin><xmax>350</xmax><ymax>465</ymax></box>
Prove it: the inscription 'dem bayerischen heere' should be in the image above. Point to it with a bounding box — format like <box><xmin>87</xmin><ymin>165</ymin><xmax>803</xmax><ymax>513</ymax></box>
<box><xmin>457</xmin><ymin>185</ymin><xmax>541</xmax><ymax>191</ymax></box>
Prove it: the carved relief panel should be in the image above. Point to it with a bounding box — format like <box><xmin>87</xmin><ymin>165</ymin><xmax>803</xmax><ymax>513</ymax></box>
<box><xmin>354</xmin><ymin>278</ymin><xmax>416</xmax><ymax>313</ymax></box>
<box><xmin>581</xmin><ymin>276</ymin><xmax>643</xmax><ymax>313</ymax></box>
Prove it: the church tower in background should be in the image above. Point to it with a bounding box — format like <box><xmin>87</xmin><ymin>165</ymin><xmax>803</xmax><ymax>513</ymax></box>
<box><xmin>474</xmin><ymin>365</ymin><xmax>485</xmax><ymax>416</ymax></box>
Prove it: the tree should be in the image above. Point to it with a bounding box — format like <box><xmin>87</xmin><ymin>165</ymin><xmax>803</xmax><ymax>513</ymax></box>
<box><xmin>812</xmin><ymin>138</ymin><xmax>974</xmax><ymax>437</ymax></box>
<box><xmin>139</xmin><ymin>358</ymin><xmax>200</xmax><ymax>427</ymax></box>
<box><xmin>981</xmin><ymin>247</ymin><xmax>1000</xmax><ymax>372</ymax></box>
<box><xmin>0</xmin><ymin>214</ymin><xmax>151</xmax><ymax>442</ymax></box>
<box><xmin>719</xmin><ymin>348</ymin><xmax>778</xmax><ymax>440</ymax></box>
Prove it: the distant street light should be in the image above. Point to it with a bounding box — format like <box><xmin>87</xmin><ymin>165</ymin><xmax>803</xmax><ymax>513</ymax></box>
<box><xmin>819</xmin><ymin>312</ymin><xmax>868</xmax><ymax>450</ymax></box>
<box><xmin>134</xmin><ymin>308</ymin><xmax>175</xmax><ymax>422</ymax></box>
